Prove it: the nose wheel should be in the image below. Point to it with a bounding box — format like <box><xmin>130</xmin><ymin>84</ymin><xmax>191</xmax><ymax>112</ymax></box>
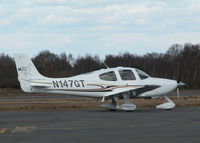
<box><xmin>156</xmin><ymin>96</ymin><xmax>175</xmax><ymax>110</ymax></box>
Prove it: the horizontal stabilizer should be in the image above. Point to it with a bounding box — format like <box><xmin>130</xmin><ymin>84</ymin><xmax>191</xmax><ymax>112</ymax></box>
<box><xmin>30</xmin><ymin>83</ymin><xmax>51</xmax><ymax>88</ymax></box>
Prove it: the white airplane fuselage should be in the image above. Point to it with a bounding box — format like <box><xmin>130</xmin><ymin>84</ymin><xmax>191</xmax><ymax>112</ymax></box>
<box><xmin>19</xmin><ymin>67</ymin><xmax>177</xmax><ymax>99</ymax></box>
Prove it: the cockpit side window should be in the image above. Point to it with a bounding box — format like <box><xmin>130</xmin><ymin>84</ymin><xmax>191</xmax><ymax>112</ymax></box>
<box><xmin>99</xmin><ymin>71</ymin><xmax>117</xmax><ymax>81</ymax></box>
<box><xmin>136</xmin><ymin>69</ymin><xmax>150</xmax><ymax>80</ymax></box>
<box><xmin>119</xmin><ymin>70</ymin><xmax>136</xmax><ymax>80</ymax></box>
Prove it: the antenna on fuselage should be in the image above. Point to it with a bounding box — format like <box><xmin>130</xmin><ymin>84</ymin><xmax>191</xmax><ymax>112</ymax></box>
<box><xmin>102</xmin><ymin>62</ymin><xmax>109</xmax><ymax>69</ymax></box>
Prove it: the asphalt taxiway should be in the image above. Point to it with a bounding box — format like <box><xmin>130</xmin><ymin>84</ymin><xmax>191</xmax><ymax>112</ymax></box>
<box><xmin>0</xmin><ymin>107</ymin><xmax>200</xmax><ymax>143</ymax></box>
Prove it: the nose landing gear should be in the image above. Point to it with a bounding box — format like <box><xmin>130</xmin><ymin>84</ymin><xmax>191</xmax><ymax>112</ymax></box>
<box><xmin>156</xmin><ymin>96</ymin><xmax>175</xmax><ymax>110</ymax></box>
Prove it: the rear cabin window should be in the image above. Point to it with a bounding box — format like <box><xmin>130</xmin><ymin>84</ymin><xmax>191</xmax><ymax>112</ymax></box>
<box><xmin>99</xmin><ymin>71</ymin><xmax>117</xmax><ymax>81</ymax></box>
<box><xmin>119</xmin><ymin>70</ymin><xmax>136</xmax><ymax>80</ymax></box>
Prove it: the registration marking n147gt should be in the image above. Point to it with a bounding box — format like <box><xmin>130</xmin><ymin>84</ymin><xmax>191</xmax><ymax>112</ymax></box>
<box><xmin>52</xmin><ymin>80</ymin><xmax>85</xmax><ymax>88</ymax></box>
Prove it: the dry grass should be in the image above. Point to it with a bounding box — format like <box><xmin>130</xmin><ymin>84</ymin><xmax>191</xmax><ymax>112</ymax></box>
<box><xmin>0</xmin><ymin>99</ymin><xmax>101</xmax><ymax>111</ymax></box>
<box><xmin>0</xmin><ymin>88</ymin><xmax>200</xmax><ymax>111</ymax></box>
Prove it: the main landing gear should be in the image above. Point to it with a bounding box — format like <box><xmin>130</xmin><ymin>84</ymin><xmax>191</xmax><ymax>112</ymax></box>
<box><xmin>101</xmin><ymin>95</ymin><xmax>176</xmax><ymax>111</ymax></box>
<box><xmin>100</xmin><ymin>93</ymin><xmax>136</xmax><ymax>111</ymax></box>
<box><xmin>100</xmin><ymin>98</ymin><xmax>117</xmax><ymax>111</ymax></box>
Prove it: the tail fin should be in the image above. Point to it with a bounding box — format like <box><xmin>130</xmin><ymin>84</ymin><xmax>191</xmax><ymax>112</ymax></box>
<box><xmin>14</xmin><ymin>54</ymin><xmax>47</xmax><ymax>93</ymax></box>
<box><xmin>14</xmin><ymin>54</ymin><xmax>44</xmax><ymax>79</ymax></box>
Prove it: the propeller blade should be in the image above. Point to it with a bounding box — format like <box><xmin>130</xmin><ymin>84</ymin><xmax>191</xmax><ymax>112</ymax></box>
<box><xmin>176</xmin><ymin>62</ymin><xmax>180</xmax><ymax>83</ymax></box>
<box><xmin>176</xmin><ymin>87</ymin><xmax>180</xmax><ymax>100</ymax></box>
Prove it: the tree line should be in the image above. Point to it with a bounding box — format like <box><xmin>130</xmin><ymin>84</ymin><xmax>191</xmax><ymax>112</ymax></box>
<box><xmin>0</xmin><ymin>43</ymin><xmax>200</xmax><ymax>89</ymax></box>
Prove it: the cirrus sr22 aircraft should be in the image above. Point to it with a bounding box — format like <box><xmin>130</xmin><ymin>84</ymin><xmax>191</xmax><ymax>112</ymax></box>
<box><xmin>14</xmin><ymin>54</ymin><xmax>185</xmax><ymax>111</ymax></box>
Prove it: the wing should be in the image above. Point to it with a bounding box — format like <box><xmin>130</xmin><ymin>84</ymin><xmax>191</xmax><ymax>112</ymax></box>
<box><xmin>103</xmin><ymin>85</ymin><xmax>143</xmax><ymax>96</ymax></box>
<box><xmin>104</xmin><ymin>85</ymin><xmax>160</xmax><ymax>97</ymax></box>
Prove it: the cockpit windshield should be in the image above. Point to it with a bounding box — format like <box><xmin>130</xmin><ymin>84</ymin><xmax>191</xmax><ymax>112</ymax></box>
<box><xmin>135</xmin><ymin>69</ymin><xmax>150</xmax><ymax>80</ymax></box>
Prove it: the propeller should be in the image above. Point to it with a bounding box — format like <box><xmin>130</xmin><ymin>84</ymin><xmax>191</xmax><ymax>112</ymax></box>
<box><xmin>176</xmin><ymin>62</ymin><xmax>180</xmax><ymax>100</ymax></box>
<box><xmin>176</xmin><ymin>62</ymin><xmax>185</xmax><ymax>100</ymax></box>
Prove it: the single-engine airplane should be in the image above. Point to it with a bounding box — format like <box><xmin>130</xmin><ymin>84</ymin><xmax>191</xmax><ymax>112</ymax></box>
<box><xmin>14</xmin><ymin>54</ymin><xmax>185</xmax><ymax>111</ymax></box>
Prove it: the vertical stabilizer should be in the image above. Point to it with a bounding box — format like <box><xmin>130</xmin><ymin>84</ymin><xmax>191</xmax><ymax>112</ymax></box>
<box><xmin>14</xmin><ymin>54</ymin><xmax>46</xmax><ymax>92</ymax></box>
<box><xmin>14</xmin><ymin>54</ymin><xmax>44</xmax><ymax>79</ymax></box>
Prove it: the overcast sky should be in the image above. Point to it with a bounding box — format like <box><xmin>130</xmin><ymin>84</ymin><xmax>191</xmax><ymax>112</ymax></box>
<box><xmin>0</xmin><ymin>0</ymin><xmax>200</xmax><ymax>58</ymax></box>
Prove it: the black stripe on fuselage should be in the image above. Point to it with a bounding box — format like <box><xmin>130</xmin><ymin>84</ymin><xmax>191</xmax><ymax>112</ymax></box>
<box><xmin>134</xmin><ymin>85</ymin><xmax>161</xmax><ymax>96</ymax></box>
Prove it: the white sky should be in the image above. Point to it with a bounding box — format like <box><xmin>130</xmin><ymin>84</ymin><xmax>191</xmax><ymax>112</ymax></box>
<box><xmin>0</xmin><ymin>0</ymin><xmax>200</xmax><ymax>58</ymax></box>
